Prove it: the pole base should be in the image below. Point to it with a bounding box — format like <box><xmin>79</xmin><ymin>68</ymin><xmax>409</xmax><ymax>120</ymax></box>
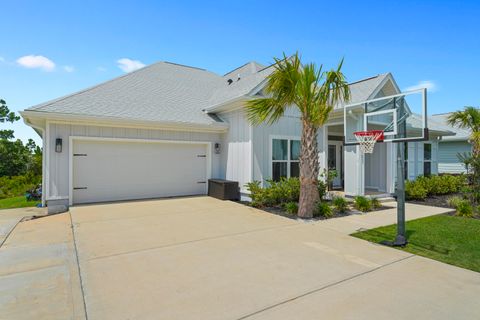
<box><xmin>381</xmin><ymin>235</ymin><xmax>407</xmax><ymax>247</ymax></box>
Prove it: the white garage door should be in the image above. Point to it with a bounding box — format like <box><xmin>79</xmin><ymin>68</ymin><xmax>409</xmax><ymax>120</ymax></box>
<box><xmin>72</xmin><ymin>139</ymin><xmax>208</xmax><ymax>204</ymax></box>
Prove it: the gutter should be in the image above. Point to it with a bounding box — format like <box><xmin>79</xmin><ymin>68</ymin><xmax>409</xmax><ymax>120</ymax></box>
<box><xmin>21</xmin><ymin>110</ymin><xmax>229</xmax><ymax>133</ymax></box>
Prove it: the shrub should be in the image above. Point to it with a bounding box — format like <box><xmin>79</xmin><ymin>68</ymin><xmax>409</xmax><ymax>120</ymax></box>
<box><xmin>405</xmin><ymin>180</ymin><xmax>428</xmax><ymax>200</ymax></box>
<box><xmin>354</xmin><ymin>196</ymin><xmax>372</xmax><ymax>212</ymax></box>
<box><xmin>315</xmin><ymin>201</ymin><xmax>334</xmax><ymax>218</ymax></box>
<box><xmin>332</xmin><ymin>197</ymin><xmax>349</xmax><ymax>213</ymax></box>
<box><xmin>0</xmin><ymin>175</ymin><xmax>41</xmax><ymax>200</ymax></box>
<box><xmin>317</xmin><ymin>180</ymin><xmax>327</xmax><ymax>200</ymax></box>
<box><xmin>370</xmin><ymin>198</ymin><xmax>381</xmax><ymax>209</ymax></box>
<box><xmin>246</xmin><ymin>178</ymin><xmax>300</xmax><ymax>207</ymax></box>
<box><xmin>455</xmin><ymin>200</ymin><xmax>474</xmax><ymax>217</ymax></box>
<box><xmin>283</xmin><ymin>202</ymin><xmax>298</xmax><ymax>215</ymax></box>
<box><xmin>447</xmin><ymin>196</ymin><xmax>463</xmax><ymax>209</ymax></box>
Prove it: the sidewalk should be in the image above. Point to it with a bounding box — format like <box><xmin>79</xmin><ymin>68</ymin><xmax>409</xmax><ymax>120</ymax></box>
<box><xmin>316</xmin><ymin>201</ymin><xmax>453</xmax><ymax>234</ymax></box>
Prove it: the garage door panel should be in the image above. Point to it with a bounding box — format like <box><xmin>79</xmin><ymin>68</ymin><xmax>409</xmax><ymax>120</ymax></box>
<box><xmin>73</xmin><ymin>140</ymin><xmax>207</xmax><ymax>204</ymax></box>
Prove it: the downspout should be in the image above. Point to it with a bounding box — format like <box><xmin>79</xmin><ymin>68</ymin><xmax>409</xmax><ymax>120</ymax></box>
<box><xmin>23</xmin><ymin>119</ymin><xmax>46</xmax><ymax>207</ymax></box>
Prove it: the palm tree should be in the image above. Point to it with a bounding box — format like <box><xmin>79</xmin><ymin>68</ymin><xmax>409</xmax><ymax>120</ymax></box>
<box><xmin>246</xmin><ymin>53</ymin><xmax>350</xmax><ymax>218</ymax></box>
<box><xmin>447</xmin><ymin>106</ymin><xmax>480</xmax><ymax>156</ymax></box>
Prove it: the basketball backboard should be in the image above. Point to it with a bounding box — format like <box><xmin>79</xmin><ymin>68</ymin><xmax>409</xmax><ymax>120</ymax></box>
<box><xmin>343</xmin><ymin>88</ymin><xmax>427</xmax><ymax>145</ymax></box>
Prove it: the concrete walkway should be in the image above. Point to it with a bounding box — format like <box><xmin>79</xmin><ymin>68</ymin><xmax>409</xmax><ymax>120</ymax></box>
<box><xmin>0</xmin><ymin>207</ymin><xmax>45</xmax><ymax>247</ymax></box>
<box><xmin>1</xmin><ymin>197</ymin><xmax>479</xmax><ymax>319</ymax></box>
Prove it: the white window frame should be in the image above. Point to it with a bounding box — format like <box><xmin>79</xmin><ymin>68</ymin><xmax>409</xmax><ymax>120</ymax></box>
<box><xmin>269</xmin><ymin>135</ymin><xmax>300</xmax><ymax>181</ymax></box>
<box><xmin>423</xmin><ymin>142</ymin><xmax>432</xmax><ymax>176</ymax></box>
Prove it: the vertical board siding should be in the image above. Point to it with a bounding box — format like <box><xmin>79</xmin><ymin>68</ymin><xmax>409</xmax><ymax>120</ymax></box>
<box><xmin>252</xmin><ymin>112</ymin><xmax>305</xmax><ymax>184</ymax></box>
<box><xmin>47</xmin><ymin>122</ymin><xmax>222</xmax><ymax>199</ymax></box>
<box><xmin>438</xmin><ymin>141</ymin><xmax>472</xmax><ymax>174</ymax></box>
<box><xmin>219</xmin><ymin>110</ymin><xmax>252</xmax><ymax>191</ymax></box>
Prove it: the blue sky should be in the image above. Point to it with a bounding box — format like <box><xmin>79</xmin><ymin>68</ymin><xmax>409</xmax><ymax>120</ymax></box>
<box><xmin>1</xmin><ymin>0</ymin><xmax>479</xmax><ymax>144</ymax></box>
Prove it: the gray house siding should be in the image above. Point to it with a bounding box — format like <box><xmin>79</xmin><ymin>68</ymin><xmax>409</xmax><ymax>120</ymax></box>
<box><xmin>438</xmin><ymin>141</ymin><xmax>471</xmax><ymax>174</ymax></box>
<box><xmin>46</xmin><ymin>122</ymin><xmax>222</xmax><ymax>203</ymax></box>
<box><xmin>218</xmin><ymin>109</ymin><xmax>252</xmax><ymax>192</ymax></box>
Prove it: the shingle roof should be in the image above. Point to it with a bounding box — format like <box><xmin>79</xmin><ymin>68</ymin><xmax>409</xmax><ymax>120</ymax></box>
<box><xmin>26</xmin><ymin>61</ymin><xmax>226</xmax><ymax>126</ymax></box>
<box><xmin>431</xmin><ymin>113</ymin><xmax>471</xmax><ymax>141</ymax></box>
<box><xmin>25</xmin><ymin>60</ymin><xmax>393</xmax><ymax>127</ymax></box>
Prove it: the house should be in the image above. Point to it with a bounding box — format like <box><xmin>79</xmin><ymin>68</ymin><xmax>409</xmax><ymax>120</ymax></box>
<box><xmin>431</xmin><ymin>112</ymin><xmax>472</xmax><ymax>174</ymax></box>
<box><xmin>21</xmin><ymin>60</ymin><xmax>452</xmax><ymax>212</ymax></box>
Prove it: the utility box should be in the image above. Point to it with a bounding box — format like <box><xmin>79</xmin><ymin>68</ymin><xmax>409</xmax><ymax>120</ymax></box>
<box><xmin>208</xmin><ymin>179</ymin><xmax>239</xmax><ymax>200</ymax></box>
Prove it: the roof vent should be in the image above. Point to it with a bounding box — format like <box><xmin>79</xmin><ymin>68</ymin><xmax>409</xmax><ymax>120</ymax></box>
<box><xmin>227</xmin><ymin>79</ymin><xmax>233</xmax><ymax>85</ymax></box>
<box><xmin>237</xmin><ymin>73</ymin><xmax>241</xmax><ymax>81</ymax></box>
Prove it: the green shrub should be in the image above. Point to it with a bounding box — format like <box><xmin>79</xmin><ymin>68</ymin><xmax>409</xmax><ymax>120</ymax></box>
<box><xmin>405</xmin><ymin>180</ymin><xmax>428</xmax><ymax>200</ymax></box>
<box><xmin>447</xmin><ymin>196</ymin><xmax>463</xmax><ymax>209</ymax></box>
<box><xmin>315</xmin><ymin>201</ymin><xmax>334</xmax><ymax>218</ymax></box>
<box><xmin>0</xmin><ymin>175</ymin><xmax>41</xmax><ymax>200</ymax></box>
<box><xmin>354</xmin><ymin>196</ymin><xmax>372</xmax><ymax>212</ymax></box>
<box><xmin>370</xmin><ymin>198</ymin><xmax>381</xmax><ymax>209</ymax></box>
<box><xmin>317</xmin><ymin>180</ymin><xmax>327</xmax><ymax>200</ymax></box>
<box><xmin>246</xmin><ymin>178</ymin><xmax>300</xmax><ymax>207</ymax></box>
<box><xmin>332</xmin><ymin>197</ymin><xmax>349</xmax><ymax>213</ymax></box>
<box><xmin>456</xmin><ymin>200</ymin><xmax>474</xmax><ymax>217</ymax></box>
<box><xmin>283</xmin><ymin>202</ymin><xmax>298</xmax><ymax>215</ymax></box>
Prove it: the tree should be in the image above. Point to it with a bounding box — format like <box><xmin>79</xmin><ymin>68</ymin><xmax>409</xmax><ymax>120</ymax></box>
<box><xmin>0</xmin><ymin>98</ymin><xmax>42</xmax><ymax>178</ymax></box>
<box><xmin>246</xmin><ymin>53</ymin><xmax>350</xmax><ymax>218</ymax></box>
<box><xmin>0</xmin><ymin>99</ymin><xmax>20</xmax><ymax>140</ymax></box>
<box><xmin>447</xmin><ymin>106</ymin><xmax>480</xmax><ymax>156</ymax></box>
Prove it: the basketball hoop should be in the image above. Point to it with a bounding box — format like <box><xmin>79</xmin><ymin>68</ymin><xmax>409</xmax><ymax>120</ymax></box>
<box><xmin>354</xmin><ymin>130</ymin><xmax>384</xmax><ymax>154</ymax></box>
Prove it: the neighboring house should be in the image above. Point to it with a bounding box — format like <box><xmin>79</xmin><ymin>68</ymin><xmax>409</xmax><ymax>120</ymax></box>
<box><xmin>431</xmin><ymin>112</ymin><xmax>472</xmax><ymax>174</ymax></box>
<box><xmin>21</xmin><ymin>60</ymin><xmax>452</xmax><ymax>212</ymax></box>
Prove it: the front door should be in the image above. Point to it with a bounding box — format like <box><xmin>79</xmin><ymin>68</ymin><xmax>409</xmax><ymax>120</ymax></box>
<box><xmin>328</xmin><ymin>141</ymin><xmax>343</xmax><ymax>189</ymax></box>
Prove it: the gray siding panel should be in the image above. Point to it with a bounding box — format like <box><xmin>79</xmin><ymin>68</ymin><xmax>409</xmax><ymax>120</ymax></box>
<box><xmin>438</xmin><ymin>141</ymin><xmax>471</xmax><ymax>174</ymax></box>
<box><xmin>47</xmin><ymin>122</ymin><xmax>222</xmax><ymax>200</ymax></box>
<box><xmin>219</xmin><ymin>110</ymin><xmax>252</xmax><ymax>191</ymax></box>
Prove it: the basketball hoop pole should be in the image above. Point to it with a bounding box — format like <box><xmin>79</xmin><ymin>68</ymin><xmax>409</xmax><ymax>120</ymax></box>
<box><xmin>395</xmin><ymin>142</ymin><xmax>407</xmax><ymax>246</ymax></box>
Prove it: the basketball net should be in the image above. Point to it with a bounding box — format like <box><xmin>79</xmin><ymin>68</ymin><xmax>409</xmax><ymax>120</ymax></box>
<box><xmin>354</xmin><ymin>130</ymin><xmax>384</xmax><ymax>154</ymax></box>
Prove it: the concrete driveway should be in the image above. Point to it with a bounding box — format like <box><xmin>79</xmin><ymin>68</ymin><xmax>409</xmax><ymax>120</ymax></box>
<box><xmin>1</xmin><ymin>197</ymin><xmax>479</xmax><ymax>319</ymax></box>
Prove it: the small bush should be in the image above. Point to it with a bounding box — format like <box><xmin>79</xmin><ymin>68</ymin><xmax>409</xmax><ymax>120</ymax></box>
<box><xmin>456</xmin><ymin>200</ymin><xmax>474</xmax><ymax>217</ymax></box>
<box><xmin>405</xmin><ymin>180</ymin><xmax>428</xmax><ymax>200</ymax></box>
<box><xmin>283</xmin><ymin>202</ymin><xmax>298</xmax><ymax>215</ymax></box>
<box><xmin>317</xmin><ymin>180</ymin><xmax>327</xmax><ymax>200</ymax></box>
<box><xmin>354</xmin><ymin>196</ymin><xmax>372</xmax><ymax>212</ymax></box>
<box><xmin>315</xmin><ymin>201</ymin><xmax>334</xmax><ymax>218</ymax></box>
<box><xmin>0</xmin><ymin>175</ymin><xmax>41</xmax><ymax>200</ymax></box>
<box><xmin>370</xmin><ymin>198</ymin><xmax>381</xmax><ymax>209</ymax></box>
<box><xmin>332</xmin><ymin>197</ymin><xmax>349</xmax><ymax>213</ymax></box>
<box><xmin>447</xmin><ymin>196</ymin><xmax>463</xmax><ymax>209</ymax></box>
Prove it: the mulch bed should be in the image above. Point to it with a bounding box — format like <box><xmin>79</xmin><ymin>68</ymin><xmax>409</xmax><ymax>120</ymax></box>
<box><xmin>407</xmin><ymin>193</ymin><xmax>459</xmax><ymax>209</ymax></box>
<box><xmin>238</xmin><ymin>201</ymin><xmax>395</xmax><ymax>221</ymax></box>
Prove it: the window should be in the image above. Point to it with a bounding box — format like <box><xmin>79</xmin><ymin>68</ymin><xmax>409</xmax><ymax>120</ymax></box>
<box><xmin>424</xmin><ymin>143</ymin><xmax>432</xmax><ymax>176</ymax></box>
<box><xmin>272</xmin><ymin>138</ymin><xmax>300</xmax><ymax>181</ymax></box>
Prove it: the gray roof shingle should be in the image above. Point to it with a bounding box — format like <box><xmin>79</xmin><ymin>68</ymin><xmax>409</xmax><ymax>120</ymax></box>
<box><xmin>431</xmin><ymin>113</ymin><xmax>471</xmax><ymax>141</ymax></box>
<box><xmin>25</xmin><ymin>60</ymin><xmax>394</xmax><ymax>127</ymax></box>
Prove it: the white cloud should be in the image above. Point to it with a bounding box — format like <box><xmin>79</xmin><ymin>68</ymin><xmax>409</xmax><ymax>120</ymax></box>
<box><xmin>404</xmin><ymin>80</ymin><xmax>437</xmax><ymax>93</ymax></box>
<box><xmin>117</xmin><ymin>58</ymin><xmax>145</xmax><ymax>73</ymax></box>
<box><xmin>63</xmin><ymin>65</ymin><xmax>75</xmax><ymax>72</ymax></box>
<box><xmin>16</xmin><ymin>55</ymin><xmax>56</xmax><ymax>71</ymax></box>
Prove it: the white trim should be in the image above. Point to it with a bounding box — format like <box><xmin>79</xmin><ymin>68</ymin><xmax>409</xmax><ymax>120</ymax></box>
<box><xmin>21</xmin><ymin>111</ymin><xmax>229</xmax><ymax>133</ymax></box>
<box><xmin>68</xmin><ymin>136</ymin><xmax>212</xmax><ymax>206</ymax></box>
<box><xmin>45</xmin><ymin>121</ymin><xmax>50</xmax><ymax>201</ymax></box>
<box><xmin>269</xmin><ymin>135</ymin><xmax>301</xmax><ymax>181</ymax></box>
<box><xmin>364</xmin><ymin>109</ymin><xmax>398</xmax><ymax>136</ymax></box>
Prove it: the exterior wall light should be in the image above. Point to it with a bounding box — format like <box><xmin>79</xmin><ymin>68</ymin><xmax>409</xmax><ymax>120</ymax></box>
<box><xmin>55</xmin><ymin>138</ymin><xmax>62</xmax><ymax>153</ymax></box>
<box><xmin>214</xmin><ymin>143</ymin><xmax>221</xmax><ymax>154</ymax></box>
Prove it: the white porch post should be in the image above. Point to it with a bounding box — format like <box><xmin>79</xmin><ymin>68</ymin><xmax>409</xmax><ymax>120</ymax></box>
<box><xmin>318</xmin><ymin>125</ymin><xmax>327</xmax><ymax>179</ymax></box>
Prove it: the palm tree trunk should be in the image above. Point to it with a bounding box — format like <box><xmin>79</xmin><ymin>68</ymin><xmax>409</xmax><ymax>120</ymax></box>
<box><xmin>298</xmin><ymin>121</ymin><xmax>320</xmax><ymax>218</ymax></box>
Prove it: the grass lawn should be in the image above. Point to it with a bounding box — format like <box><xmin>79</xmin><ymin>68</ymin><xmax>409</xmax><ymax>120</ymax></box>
<box><xmin>0</xmin><ymin>196</ymin><xmax>39</xmax><ymax>210</ymax></box>
<box><xmin>352</xmin><ymin>214</ymin><xmax>480</xmax><ymax>273</ymax></box>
